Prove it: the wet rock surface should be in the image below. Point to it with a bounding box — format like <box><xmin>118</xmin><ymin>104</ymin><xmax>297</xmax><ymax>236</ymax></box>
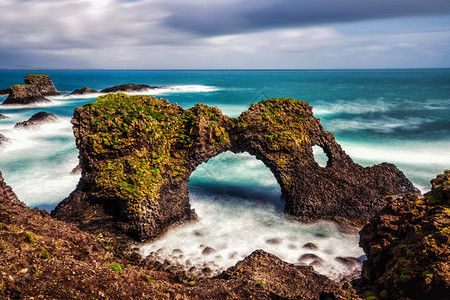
<box><xmin>0</xmin><ymin>87</ymin><xmax>11</xmax><ymax>95</ymax></box>
<box><xmin>2</xmin><ymin>84</ymin><xmax>50</xmax><ymax>105</ymax></box>
<box><xmin>53</xmin><ymin>95</ymin><xmax>419</xmax><ymax>242</ymax></box>
<box><xmin>13</xmin><ymin>111</ymin><xmax>58</xmax><ymax>129</ymax></box>
<box><xmin>358</xmin><ymin>171</ymin><xmax>450</xmax><ymax>299</ymax></box>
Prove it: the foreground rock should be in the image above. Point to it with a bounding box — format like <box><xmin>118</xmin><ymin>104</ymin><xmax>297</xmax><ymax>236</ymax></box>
<box><xmin>68</xmin><ymin>86</ymin><xmax>98</xmax><ymax>96</ymax></box>
<box><xmin>2</xmin><ymin>84</ymin><xmax>50</xmax><ymax>105</ymax></box>
<box><xmin>359</xmin><ymin>171</ymin><xmax>450</xmax><ymax>299</ymax></box>
<box><xmin>14</xmin><ymin>112</ymin><xmax>58</xmax><ymax>129</ymax></box>
<box><xmin>23</xmin><ymin>74</ymin><xmax>60</xmax><ymax>96</ymax></box>
<box><xmin>0</xmin><ymin>172</ymin><xmax>357</xmax><ymax>299</ymax></box>
<box><xmin>53</xmin><ymin>95</ymin><xmax>418</xmax><ymax>242</ymax></box>
<box><xmin>101</xmin><ymin>83</ymin><xmax>158</xmax><ymax>93</ymax></box>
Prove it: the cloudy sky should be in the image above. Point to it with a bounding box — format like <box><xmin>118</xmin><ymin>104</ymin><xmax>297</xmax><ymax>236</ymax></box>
<box><xmin>1</xmin><ymin>0</ymin><xmax>449</xmax><ymax>69</ymax></box>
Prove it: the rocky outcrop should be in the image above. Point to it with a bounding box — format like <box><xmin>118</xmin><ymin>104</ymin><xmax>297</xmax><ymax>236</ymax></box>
<box><xmin>0</xmin><ymin>114</ymin><xmax>8</xmax><ymax>119</ymax></box>
<box><xmin>101</xmin><ymin>83</ymin><xmax>158</xmax><ymax>93</ymax></box>
<box><xmin>0</xmin><ymin>88</ymin><xmax>10</xmax><ymax>96</ymax></box>
<box><xmin>53</xmin><ymin>95</ymin><xmax>418</xmax><ymax>242</ymax></box>
<box><xmin>14</xmin><ymin>112</ymin><xmax>58</xmax><ymax>129</ymax></box>
<box><xmin>2</xmin><ymin>84</ymin><xmax>50</xmax><ymax>105</ymax></box>
<box><xmin>359</xmin><ymin>171</ymin><xmax>450</xmax><ymax>299</ymax></box>
<box><xmin>0</xmin><ymin>134</ymin><xmax>9</xmax><ymax>147</ymax></box>
<box><xmin>23</xmin><ymin>74</ymin><xmax>60</xmax><ymax>96</ymax></box>
<box><xmin>68</xmin><ymin>86</ymin><xmax>98</xmax><ymax>96</ymax></box>
<box><xmin>1</xmin><ymin>171</ymin><xmax>358</xmax><ymax>299</ymax></box>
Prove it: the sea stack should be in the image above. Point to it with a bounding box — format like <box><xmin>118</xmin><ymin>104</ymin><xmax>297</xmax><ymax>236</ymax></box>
<box><xmin>2</xmin><ymin>84</ymin><xmax>51</xmax><ymax>105</ymax></box>
<box><xmin>14</xmin><ymin>112</ymin><xmax>58</xmax><ymax>129</ymax></box>
<box><xmin>24</xmin><ymin>74</ymin><xmax>60</xmax><ymax>96</ymax></box>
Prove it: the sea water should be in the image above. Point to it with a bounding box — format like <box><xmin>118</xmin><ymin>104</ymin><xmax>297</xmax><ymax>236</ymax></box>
<box><xmin>0</xmin><ymin>69</ymin><xmax>449</xmax><ymax>279</ymax></box>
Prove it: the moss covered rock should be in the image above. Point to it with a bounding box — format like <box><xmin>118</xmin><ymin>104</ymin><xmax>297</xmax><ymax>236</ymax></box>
<box><xmin>2</xmin><ymin>84</ymin><xmax>50</xmax><ymax>105</ymax></box>
<box><xmin>24</xmin><ymin>74</ymin><xmax>59</xmax><ymax>96</ymax></box>
<box><xmin>359</xmin><ymin>173</ymin><xmax>450</xmax><ymax>299</ymax></box>
<box><xmin>53</xmin><ymin>95</ymin><xmax>418</xmax><ymax>241</ymax></box>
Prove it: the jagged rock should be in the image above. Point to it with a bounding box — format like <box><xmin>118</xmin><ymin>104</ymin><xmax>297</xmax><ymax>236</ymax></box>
<box><xmin>0</xmin><ymin>170</ymin><xmax>24</xmax><ymax>208</ymax></box>
<box><xmin>53</xmin><ymin>95</ymin><xmax>418</xmax><ymax>242</ymax></box>
<box><xmin>71</xmin><ymin>164</ymin><xmax>82</xmax><ymax>174</ymax></box>
<box><xmin>100</xmin><ymin>83</ymin><xmax>158</xmax><ymax>93</ymax></box>
<box><xmin>2</xmin><ymin>84</ymin><xmax>50</xmax><ymax>105</ymax></box>
<box><xmin>0</xmin><ymin>114</ymin><xmax>8</xmax><ymax>119</ymax></box>
<box><xmin>68</xmin><ymin>87</ymin><xmax>98</xmax><ymax>96</ymax></box>
<box><xmin>0</xmin><ymin>87</ymin><xmax>10</xmax><ymax>95</ymax></box>
<box><xmin>425</xmin><ymin>169</ymin><xmax>450</xmax><ymax>205</ymax></box>
<box><xmin>23</xmin><ymin>74</ymin><xmax>59</xmax><ymax>96</ymax></box>
<box><xmin>14</xmin><ymin>112</ymin><xmax>58</xmax><ymax>129</ymax></box>
<box><xmin>359</xmin><ymin>174</ymin><xmax>450</xmax><ymax>299</ymax></box>
<box><xmin>0</xmin><ymin>133</ymin><xmax>9</xmax><ymax>147</ymax></box>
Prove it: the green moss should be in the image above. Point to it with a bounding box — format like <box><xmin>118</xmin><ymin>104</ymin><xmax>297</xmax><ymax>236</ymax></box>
<box><xmin>35</xmin><ymin>246</ymin><xmax>50</xmax><ymax>259</ymax></box>
<box><xmin>108</xmin><ymin>263</ymin><xmax>123</xmax><ymax>274</ymax></box>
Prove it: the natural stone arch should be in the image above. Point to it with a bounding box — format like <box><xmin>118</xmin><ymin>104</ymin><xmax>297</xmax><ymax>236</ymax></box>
<box><xmin>53</xmin><ymin>94</ymin><xmax>419</xmax><ymax>241</ymax></box>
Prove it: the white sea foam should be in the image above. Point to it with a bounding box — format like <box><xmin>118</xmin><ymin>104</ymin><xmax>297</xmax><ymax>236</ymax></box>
<box><xmin>324</xmin><ymin>116</ymin><xmax>435</xmax><ymax>133</ymax></box>
<box><xmin>313</xmin><ymin>98</ymin><xmax>392</xmax><ymax>115</ymax></box>
<box><xmin>140</xmin><ymin>152</ymin><xmax>364</xmax><ymax>281</ymax></box>
<box><xmin>0</xmin><ymin>118</ymin><xmax>79</xmax><ymax>207</ymax></box>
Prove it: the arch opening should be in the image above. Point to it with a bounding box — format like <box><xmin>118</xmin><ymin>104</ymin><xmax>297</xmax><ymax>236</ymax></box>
<box><xmin>140</xmin><ymin>151</ymin><xmax>364</xmax><ymax>281</ymax></box>
<box><xmin>312</xmin><ymin>145</ymin><xmax>330</xmax><ymax>168</ymax></box>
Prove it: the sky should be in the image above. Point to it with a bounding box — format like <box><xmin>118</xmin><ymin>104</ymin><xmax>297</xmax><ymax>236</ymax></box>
<box><xmin>0</xmin><ymin>0</ymin><xmax>449</xmax><ymax>69</ymax></box>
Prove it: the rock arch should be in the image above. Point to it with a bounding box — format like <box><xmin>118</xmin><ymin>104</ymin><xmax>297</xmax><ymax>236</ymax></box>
<box><xmin>53</xmin><ymin>94</ymin><xmax>419</xmax><ymax>241</ymax></box>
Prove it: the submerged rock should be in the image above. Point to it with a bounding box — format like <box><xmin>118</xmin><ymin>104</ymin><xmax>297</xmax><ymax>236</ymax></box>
<box><xmin>100</xmin><ymin>83</ymin><xmax>158</xmax><ymax>93</ymax></box>
<box><xmin>14</xmin><ymin>112</ymin><xmax>58</xmax><ymax>129</ymax></box>
<box><xmin>359</xmin><ymin>172</ymin><xmax>450</xmax><ymax>299</ymax></box>
<box><xmin>68</xmin><ymin>86</ymin><xmax>98</xmax><ymax>96</ymax></box>
<box><xmin>53</xmin><ymin>95</ymin><xmax>418</xmax><ymax>242</ymax></box>
<box><xmin>23</xmin><ymin>74</ymin><xmax>60</xmax><ymax>96</ymax></box>
<box><xmin>2</xmin><ymin>84</ymin><xmax>50</xmax><ymax>105</ymax></box>
<box><xmin>0</xmin><ymin>133</ymin><xmax>9</xmax><ymax>147</ymax></box>
<box><xmin>302</xmin><ymin>242</ymin><xmax>319</xmax><ymax>250</ymax></box>
<box><xmin>0</xmin><ymin>114</ymin><xmax>7</xmax><ymax>119</ymax></box>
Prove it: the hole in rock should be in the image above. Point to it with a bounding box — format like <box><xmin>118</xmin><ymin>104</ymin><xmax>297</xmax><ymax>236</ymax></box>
<box><xmin>140</xmin><ymin>151</ymin><xmax>363</xmax><ymax>280</ymax></box>
<box><xmin>312</xmin><ymin>145</ymin><xmax>329</xmax><ymax>167</ymax></box>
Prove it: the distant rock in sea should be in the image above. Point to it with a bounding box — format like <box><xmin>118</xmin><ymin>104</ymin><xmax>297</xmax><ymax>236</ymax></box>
<box><xmin>0</xmin><ymin>114</ymin><xmax>8</xmax><ymax>119</ymax></box>
<box><xmin>68</xmin><ymin>86</ymin><xmax>98</xmax><ymax>96</ymax></box>
<box><xmin>100</xmin><ymin>83</ymin><xmax>158</xmax><ymax>93</ymax></box>
<box><xmin>2</xmin><ymin>84</ymin><xmax>50</xmax><ymax>105</ymax></box>
<box><xmin>0</xmin><ymin>87</ymin><xmax>11</xmax><ymax>96</ymax></box>
<box><xmin>0</xmin><ymin>133</ymin><xmax>9</xmax><ymax>147</ymax></box>
<box><xmin>24</xmin><ymin>74</ymin><xmax>60</xmax><ymax>96</ymax></box>
<box><xmin>14</xmin><ymin>111</ymin><xmax>58</xmax><ymax>129</ymax></box>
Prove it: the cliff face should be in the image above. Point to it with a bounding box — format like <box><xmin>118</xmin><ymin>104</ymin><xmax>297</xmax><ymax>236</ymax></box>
<box><xmin>359</xmin><ymin>171</ymin><xmax>450</xmax><ymax>299</ymax></box>
<box><xmin>53</xmin><ymin>95</ymin><xmax>419</xmax><ymax>241</ymax></box>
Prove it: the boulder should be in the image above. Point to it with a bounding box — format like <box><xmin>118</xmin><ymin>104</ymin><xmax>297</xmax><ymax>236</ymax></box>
<box><xmin>23</xmin><ymin>74</ymin><xmax>60</xmax><ymax>96</ymax></box>
<box><xmin>14</xmin><ymin>112</ymin><xmax>58</xmax><ymax>129</ymax></box>
<box><xmin>53</xmin><ymin>95</ymin><xmax>418</xmax><ymax>242</ymax></box>
<box><xmin>2</xmin><ymin>84</ymin><xmax>50</xmax><ymax>105</ymax></box>
<box><xmin>359</xmin><ymin>174</ymin><xmax>450</xmax><ymax>299</ymax></box>
<box><xmin>0</xmin><ymin>114</ymin><xmax>7</xmax><ymax>119</ymax></box>
<box><xmin>100</xmin><ymin>83</ymin><xmax>158</xmax><ymax>93</ymax></box>
<box><xmin>68</xmin><ymin>87</ymin><xmax>98</xmax><ymax>96</ymax></box>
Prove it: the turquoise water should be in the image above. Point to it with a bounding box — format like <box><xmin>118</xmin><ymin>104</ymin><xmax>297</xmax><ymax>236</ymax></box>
<box><xmin>0</xmin><ymin>69</ymin><xmax>449</xmax><ymax>279</ymax></box>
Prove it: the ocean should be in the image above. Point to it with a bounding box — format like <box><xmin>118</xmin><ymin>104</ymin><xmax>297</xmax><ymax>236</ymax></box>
<box><xmin>0</xmin><ymin>69</ymin><xmax>449</xmax><ymax>280</ymax></box>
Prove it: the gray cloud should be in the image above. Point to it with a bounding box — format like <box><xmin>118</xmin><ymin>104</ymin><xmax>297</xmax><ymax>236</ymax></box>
<box><xmin>163</xmin><ymin>0</ymin><xmax>450</xmax><ymax>36</ymax></box>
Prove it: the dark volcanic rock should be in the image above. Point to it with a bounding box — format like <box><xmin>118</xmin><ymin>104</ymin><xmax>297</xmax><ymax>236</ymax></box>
<box><xmin>14</xmin><ymin>112</ymin><xmax>58</xmax><ymax>129</ymax></box>
<box><xmin>0</xmin><ymin>87</ymin><xmax>11</xmax><ymax>95</ymax></box>
<box><xmin>23</xmin><ymin>74</ymin><xmax>60</xmax><ymax>96</ymax></box>
<box><xmin>68</xmin><ymin>86</ymin><xmax>98</xmax><ymax>96</ymax></box>
<box><xmin>0</xmin><ymin>133</ymin><xmax>9</xmax><ymax>147</ymax></box>
<box><xmin>2</xmin><ymin>84</ymin><xmax>50</xmax><ymax>105</ymax></box>
<box><xmin>100</xmin><ymin>83</ymin><xmax>158</xmax><ymax>93</ymax></box>
<box><xmin>359</xmin><ymin>174</ymin><xmax>450</xmax><ymax>299</ymax></box>
<box><xmin>53</xmin><ymin>95</ymin><xmax>418</xmax><ymax>242</ymax></box>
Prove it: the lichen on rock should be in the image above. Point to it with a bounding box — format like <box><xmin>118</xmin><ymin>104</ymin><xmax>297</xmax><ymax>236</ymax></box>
<box><xmin>53</xmin><ymin>94</ymin><xmax>419</xmax><ymax>242</ymax></box>
<box><xmin>23</xmin><ymin>74</ymin><xmax>60</xmax><ymax>96</ymax></box>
